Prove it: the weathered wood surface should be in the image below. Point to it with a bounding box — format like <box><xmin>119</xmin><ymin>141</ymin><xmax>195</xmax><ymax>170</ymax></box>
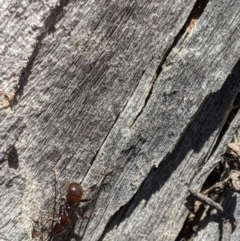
<box><xmin>0</xmin><ymin>0</ymin><xmax>240</xmax><ymax>241</ymax></box>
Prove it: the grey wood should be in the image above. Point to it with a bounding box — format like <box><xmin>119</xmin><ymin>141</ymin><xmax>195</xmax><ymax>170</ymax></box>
<box><xmin>0</xmin><ymin>0</ymin><xmax>62</xmax><ymax>109</ymax></box>
<box><xmin>0</xmin><ymin>0</ymin><xmax>240</xmax><ymax>241</ymax></box>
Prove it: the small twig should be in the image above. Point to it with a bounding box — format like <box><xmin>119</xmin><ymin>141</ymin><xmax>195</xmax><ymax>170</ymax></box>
<box><xmin>189</xmin><ymin>188</ymin><xmax>224</xmax><ymax>213</ymax></box>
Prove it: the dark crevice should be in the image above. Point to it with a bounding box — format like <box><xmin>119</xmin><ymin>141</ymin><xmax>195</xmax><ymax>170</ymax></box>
<box><xmin>166</xmin><ymin>0</ymin><xmax>209</xmax><ymax>62</ymax></box>
<box><xmin>13</xmin><ymin>0</ymin><xmax>70</xmax><ymax>106</ymax></box>
<box><xmin>88</xmin><ymin>82</ymin><xmax>140</xmax><ymax>168</ymax></box>
<box><xmin>130</xmin><ymin>81</ymin><xmax>154</xmax><ymax>128</ymax></box>
<box><xmin>98</xmin><ymin>59</ymin><xmax>240</xmax><ymax>241</ymax></box>
<box><xmin>84</xmin><ymin>88</ymin><xmax>138</xmax><ymax>181</ymax></box>
<box><xmin>90</xmin><ymin>112</ymin><xmax>121</xmax><ymax>166</ymax></box>
<box><xmin>182</xmin><ymin>0</ymin><xmax>209</xmax><ymax>34</ymax></box>
<box><xmin>44</xmin><ymin>0</ymin><xmax>70</xmax><ymax>35</ymax></box>
<box><xmin>130</xmin><ymin>0</ymin><xmax>209</xmax><ymax>127</ymax></box>
<box><xmin>159</xmin><ymin>0</ymin><xmax>210</xmax><ymax>72</ymax></box>
<box><xmin>208</xmin><ymin>92</ymin><xmax>240</xmax><ymax>158</ymax></box>
<box><xmin>7</xmin><ymin>146</ymin><xmax>19</xmax><ymax>169</ymax></box>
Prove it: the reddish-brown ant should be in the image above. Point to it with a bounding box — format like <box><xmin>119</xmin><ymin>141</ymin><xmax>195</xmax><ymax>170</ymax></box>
<box><xmin>50</xmin><ymin>183</ymin><xmax>89</xmax><ymax>237</ymax></box>
<box><xmin>50</xmin><ymin>169</ymin><xmax>113</xmax><ymax>239</ymax></box>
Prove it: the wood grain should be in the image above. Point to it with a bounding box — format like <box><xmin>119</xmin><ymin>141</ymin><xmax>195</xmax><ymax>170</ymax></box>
<box><xmin>0</xmin><ymin>0</ymin><xmax>240</xmax><ymax>240</ymax></box>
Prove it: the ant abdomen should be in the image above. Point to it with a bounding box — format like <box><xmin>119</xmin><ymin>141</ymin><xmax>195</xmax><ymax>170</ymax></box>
<box><xmin>66</xmin><ymin>183</ymin><xmax>84</xmax><ymax>204</ymax></box>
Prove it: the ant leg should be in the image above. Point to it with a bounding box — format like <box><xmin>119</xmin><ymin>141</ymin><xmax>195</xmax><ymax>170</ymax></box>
<box><xmin>75</xmin><ymin>210</ymin><xmax>89</xmax><ymax>220</ymax></box>
<box><xmin>47</xmin><ymin>217</ymin><xmax>58</xmax><ymax>222</ymax></box>
<box><xmin>31</xmin><ymin>215</ymin><xmax>49</xmax><ymax>241</ymax></box>
<box><xmin>87</xmin><ymin>169</ymin><xmax>113</xmax><ymax>194</ymax></box>
<box><xmin>96</xmin><ymin>169</ymin><xmax>113</xmax><ymax>189</ymax></box>
<box><xmin>80</xmin><ymin>198</ymin><xmax>92</xmax><ymax>202</ymax></box>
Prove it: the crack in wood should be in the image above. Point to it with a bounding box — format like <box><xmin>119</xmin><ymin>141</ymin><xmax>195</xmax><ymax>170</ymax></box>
<box><xmin>90</xmin><ymin>112</ymin><xmax>121</xmax><ymax>166</ymax></box>
<box><xmin>130</xmin><ymin>0</ymin><xmax>209</xmax><ymax>128</ymax></box>
<box><xmin>98</xmin><ymin>72</ymin><xmax>240</xmax><ymax>241</ymax></box>
<box><xmin>208</xmin><ymin>93</ymin><xmax>240</xmax><ymax>159</ymax></box>
<box><xmin>7</xmin><ymin>146</ymin><xmax>19</xmax><ymax>169</ymax></box>
<box><xmin>44</xmin><ymin>0</ymin><xmax>70</xmax><ymax>34</ymax></box>
<box><xmin>184</xmin><ymin>0</ymin><xmax>209</xmax><ymax>34</ymax></box>
<box><xmin>130</xmin><ymin>78</ymin><xmax>154</xmax><ymax>128</ymax></box>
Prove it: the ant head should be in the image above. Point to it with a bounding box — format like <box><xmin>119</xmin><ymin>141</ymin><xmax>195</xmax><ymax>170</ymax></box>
<box><xmin>67</xmin><ymin>183</ymin><xmax>84</xmax><ymax>204</ymax></box>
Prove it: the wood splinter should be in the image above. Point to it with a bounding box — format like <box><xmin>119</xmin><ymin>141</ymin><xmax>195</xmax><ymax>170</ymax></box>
<box><xmin>221</xmin><ymin>218</ymin><xmax>232</xmax><ymax>241</ymax></box>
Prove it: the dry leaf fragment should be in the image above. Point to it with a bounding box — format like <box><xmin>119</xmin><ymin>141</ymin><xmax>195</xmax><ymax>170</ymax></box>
<box><xmin>227</xmin><ymin>142</ymin><xmax>240</xmax><ymax>157</ymax></box>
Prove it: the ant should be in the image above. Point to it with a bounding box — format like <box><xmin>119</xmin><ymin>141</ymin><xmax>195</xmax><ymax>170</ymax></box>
<box><xmin>49</xmin><ymin>169</ymin><xmax>113</xmax><ymax>240</ymax></box>
<box><xmin>50</xmin><ymin>182</ymin><xmax>90</xmax><ymax>238</ymax></box>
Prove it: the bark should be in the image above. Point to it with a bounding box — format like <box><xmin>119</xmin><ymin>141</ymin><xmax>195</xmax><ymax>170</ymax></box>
<box><xmin>0</xmin><ymin>0</ymin><xmax>240</xmax><ymax>241</ymax></box>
